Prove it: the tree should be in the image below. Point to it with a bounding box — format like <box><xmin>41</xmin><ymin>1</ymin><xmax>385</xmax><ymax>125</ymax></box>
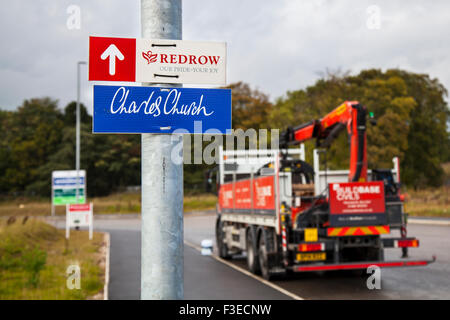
<box><xmin>0</xmin><ymin>71</ymin><xmax>447</xmax><ymax>196</ymax></box>
<box><xmin>270</xmin><ymin>69</ymin><xmax>450</xmax><ymax>187</ymax></box>
<box><xmin>388</xmin><ymin>70</ymin><xmax>449</xmax><ymax>187</ymax></box>
<box><xmin>183</xmin><ymin>82</ymin><xmax>275</xmax><ymax>192</ymax></box>
<box><xmin>0</xmin><ymin>110</ymin><xmax>14</xmax><ymax>193</ymax></box>
<box><xmin>227</xmin><ymin>82</ymin><xmax>273</xmax><ymax>130</ymax></box>
<box><xmin>63</xmin><ymin>101</ymin><xmax>92</xmax><ymax>126</ymax></box>
<box><xmin>0</xmin><ymin>98</ymin><xmax>142</xmax><ymax>197</ymax></box>
<box><xmin>1</xmin><ymin>98</ymin><xmax>64</xmax><ymax>193</ymax></box>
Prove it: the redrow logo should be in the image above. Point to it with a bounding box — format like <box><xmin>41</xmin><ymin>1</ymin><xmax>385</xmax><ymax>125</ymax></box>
<box><xmin>142</xmin><ymin>51</ymin><xmax>157</xmax><ymax>63</ymax></box>
<box><xmin>141</xmin><ymin>50</ymin><xmax>221</xmax><ymax>65</ymax></box>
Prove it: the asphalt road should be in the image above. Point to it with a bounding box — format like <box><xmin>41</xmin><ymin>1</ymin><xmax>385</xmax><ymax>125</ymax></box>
<box><xmin>80</xmin><ymin>217</ymin><xmax>289</xmax><ymax>300</ymax></box>
<box><xmin>52</xmin><ymin>214</ymin><xmax>450</xmax><ymax>299</ymax></box>
<box><xmin>185</xmin><ymin>214</ymin><xmax>450</xmax><ymax>300</ymax></box>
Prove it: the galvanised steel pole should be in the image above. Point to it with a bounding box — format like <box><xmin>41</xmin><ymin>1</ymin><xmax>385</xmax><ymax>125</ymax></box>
<box><xmin>76</xmin><ymin>61</ymin><xmax>86</xmax><ymax>203</ymax></box>
<box><xmin>140</xmin><ymin>0</ymin><xmax>184</xmax><ymax>300</ymax></box>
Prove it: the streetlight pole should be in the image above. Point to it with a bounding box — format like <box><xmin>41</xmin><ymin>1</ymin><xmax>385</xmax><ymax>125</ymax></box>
<box><xmin>76</xmin><ymin>61</ymin><xmax>86</xmax><ymax>203</ymax></box>
<box><xmin>141</xmin><ymin>0</ymin><xmax>184</xmax><ymax>300</ymax></box>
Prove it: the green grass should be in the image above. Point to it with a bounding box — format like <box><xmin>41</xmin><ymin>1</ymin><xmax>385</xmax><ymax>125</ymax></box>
<box><xmin>0</xmin><ymin>218</ymin><xmax>105</xmax><ymax>299</ymax></box>
<box><xmin>405</xmin><ymin>186</ymin><xmax>450</xmax><ymax>217</ymax></box>
<box><xmin>0</xmin><ymin>192</ymin><xmax>217</xmax><ymax>216</ymax></box>
<box><xmin>92</xmin><ymin>192</ymin><xmax>217</xmax><ymax>214</ymax></box>
<box><xmin>0</xmin><ymin>186</ymin><xmax>448</xmax><ymax>218</ymax></box>
<box><xmin>183</xmin><ymin>194</ymin><xmax>217</xmax><ymax>212</ymax></box>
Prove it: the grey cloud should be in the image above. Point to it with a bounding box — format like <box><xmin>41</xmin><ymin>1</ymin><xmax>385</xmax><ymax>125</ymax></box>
<box><xmin>0</xmin><ymin>0</ymin><xmax>448</xmax><ymax>112</ymax></box>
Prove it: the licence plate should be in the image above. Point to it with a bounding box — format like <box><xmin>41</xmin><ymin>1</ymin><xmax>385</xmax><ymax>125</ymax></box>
<box><xmin>297</xmin><ymin>252</ymin><xmax>326</xmax><ymax>262</ymax></box>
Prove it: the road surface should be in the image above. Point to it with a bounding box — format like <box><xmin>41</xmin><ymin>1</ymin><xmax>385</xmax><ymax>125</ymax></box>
<box><xmin>184</xmin><ymin>213</ymin><xmax>450</xmax><ymax>300</ymax></box>
<box><xmin>54</xmin><ymin>216</ymin><xmax>289</xmax><ymax>299</ymax></box>
<box><xmin>50</xmin><ymin>213</ymin><xmax>450</xmax><ymax>299</ymax></box>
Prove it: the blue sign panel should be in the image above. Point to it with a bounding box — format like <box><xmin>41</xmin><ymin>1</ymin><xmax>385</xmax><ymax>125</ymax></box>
<box><xmin>53</xmin><ymin>177</ymin><xmax>85</xmax><ymax>186</ymax></box>
<box><xmin>93</xmin><ymin>85</ymin><xmax>231</xmax><ymax>134</ymax></box>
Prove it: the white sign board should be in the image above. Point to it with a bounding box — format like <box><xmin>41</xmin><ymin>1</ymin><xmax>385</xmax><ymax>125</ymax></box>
<box><xmin>66</xmin><ymin>203</ymin><xmax>93</xmax><ymax>240</ymax></box>
<box><xmin>136</xmin><ymin>39</ymin><xmax>226</xmax><ymax>85</ymax></box>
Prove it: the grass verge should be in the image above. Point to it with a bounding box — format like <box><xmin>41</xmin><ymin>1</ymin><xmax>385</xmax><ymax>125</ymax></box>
<box><xmin>0</xmin><ymin>193</ymin><xmax>217</xmax><ymax>216</ymax></box>
<box><xmin>405</xmin><ymin>186</ymin><xmax>449</xmax><ymax>217</ymax></box>
<box><xmin>0</xmin><ymin>187</ymin><xmax>447</xmax><ymax>218</ymax></box>
<box><xmin>0</xmin><ymin>218</ymin><xmax>105</xmax><ymax>299</ymax></box>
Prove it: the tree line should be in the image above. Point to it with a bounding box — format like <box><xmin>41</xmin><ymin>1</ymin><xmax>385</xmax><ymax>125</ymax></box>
<box><xmin>0</xmin><ymin>68</ymin><xmax>448</xmax><ymax>198</ymax></box>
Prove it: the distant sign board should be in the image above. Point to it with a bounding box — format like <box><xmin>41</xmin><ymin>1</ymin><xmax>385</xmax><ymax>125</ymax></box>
<box><xmin>66</xmin><ymin>203</ymin><xmax>93</xmax><ymax>239</ymax></box>
<box><xmin>93</xmin><ymin>85</ymin><xmax>231</xmax><ymax>134</ymax></box>
<box><xmin>329</xmin><ymin>182</ymin><xmax>386</xmax><ymax>226</ymax></box>
<box><xmin>89</xmin><ymin>36</ymin><xmax>226</xmax><ymax>85</ymax></box>
<box><xmin>52</xmin><ymin>170</ymin><xmax>86</xmax><ymax>205</ymax></box>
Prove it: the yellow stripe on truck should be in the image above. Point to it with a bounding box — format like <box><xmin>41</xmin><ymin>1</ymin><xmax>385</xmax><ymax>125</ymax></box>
<box><xmin>327</xmin><ymin>226</ymin><xmax>390</xmax><ymax>236</ymax></box>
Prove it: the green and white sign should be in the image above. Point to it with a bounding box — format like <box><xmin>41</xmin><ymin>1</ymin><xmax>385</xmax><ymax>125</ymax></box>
<box><xmin>52</xmin><ymin>170</ymin><xmax>86</xmax><ymax>205</ymax></box>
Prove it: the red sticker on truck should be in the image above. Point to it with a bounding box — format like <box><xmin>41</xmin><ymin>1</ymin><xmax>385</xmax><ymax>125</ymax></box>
<box><xmin>253</xmin><ymin>176</ymin><xmax>275</xmax><ymax>210</ymax></box>
<box><xmin>329</xmin><ymin>181</ymin><xmax>385</xmax><ymax>214</ymax></box>
<box><xmin>219</xmin><ymin>183</ymin><xmax>233</xmax><ymax>209</ymax></box>
<box><xmin>234</xmin><ymin>180</ymin><xmax>252</xmax><ymax>209</ymax></box>
<box><xmin>218</xmin><ymin>176</ymin><xmax>275</xmax><ymax>212</ymax></box>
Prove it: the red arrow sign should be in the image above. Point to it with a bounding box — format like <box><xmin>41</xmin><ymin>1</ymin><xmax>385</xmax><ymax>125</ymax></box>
<box><xmin>89</xmin><ymin>36</ymin><xmax>136</xmax><ymax>81</ymax></box>
<box><xmin>89</xmin><ymin>36</ymin><xmax>227</xmax><ymax>85</ymax></box>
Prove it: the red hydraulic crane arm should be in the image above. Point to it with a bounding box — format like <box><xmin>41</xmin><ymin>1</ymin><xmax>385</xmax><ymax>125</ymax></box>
<box><xmin>280</xmin><ymin>101</ymin><xmax>368</xmax><ymax>182</ymax></box>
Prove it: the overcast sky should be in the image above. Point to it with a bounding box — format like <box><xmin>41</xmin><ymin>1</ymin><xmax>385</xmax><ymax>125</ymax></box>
<box><xmin>0</xmin><ymin>0</ymin><xmax>449</xmax><ymax>113</ymax></box>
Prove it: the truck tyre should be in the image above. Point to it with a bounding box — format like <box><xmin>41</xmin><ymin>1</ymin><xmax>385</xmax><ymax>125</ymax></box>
<box><xmin>246</xmin><ymin>229</ymin><xmax>260</xmax><ymax>274</ymax></box>
<box><xmin>258</xmin><ymin>231</ymin><xmax>273</xmax><ymax>281</ymax></box>
<box><xmin>216</xmin><ymin>218</ymin><xmax>231</xmax><ymax>259</ymax></box>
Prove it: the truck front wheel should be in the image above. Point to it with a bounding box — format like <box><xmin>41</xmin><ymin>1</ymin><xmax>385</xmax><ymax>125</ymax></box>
<box><xmin>216</xmin><ymin>218</ymin><xmax>231</xmax><ymax>259</ymax></box>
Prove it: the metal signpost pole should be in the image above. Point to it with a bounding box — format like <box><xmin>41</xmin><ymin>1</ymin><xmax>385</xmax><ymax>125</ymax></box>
<box><xmin>66</xmin><ymin>204</ymin><xmax>70</xmax><ymax>239</ymax></box>
<box><xmin>89</xmin><ymin>203</ymin><xmax>93</xmax><ymax>240</ymax></box>
<box><xmin>51</xmin><ymin>173</ymin><xmax>54</xmax><ymax>216</ymax></box>
<box><xmin>140</xmin><ymin>0</ymin><xmax>184</xmax><ymax>299</ymax></box>
<box><xmin>76</xmin><ymin>61</ymin><xmax>86</xmax><ymax>203</ymax></box>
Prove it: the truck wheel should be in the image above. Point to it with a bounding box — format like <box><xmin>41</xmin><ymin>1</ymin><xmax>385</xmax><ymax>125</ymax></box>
<box><xmin>216</xmin><ymin>219</ymin><xmax>231</xmax><ymax>259</ymax></box>
<box><xmin>258</xmin><ymin>232</ymin><xmax>273</xmax><ymax>280</ymax></box>
<box><xmin>247</xmin><ymin>230</ymin><xmax>260</xmax><ymax>274</ymax></box>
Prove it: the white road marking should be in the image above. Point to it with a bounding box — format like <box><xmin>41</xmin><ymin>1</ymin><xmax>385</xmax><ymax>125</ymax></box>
<box><xmin>184</xmin><ymin>240</ymin><xmax>304</xmax><ymax>301</ymax></box>
<box><xmin>408</xmin><ymin>219</ymin><xmax>450</xmax><ymax>226</ymax></box>
<box><xmin>104</xmin><ymin>232</ymin><xmax>111</xmax><ymax>300</ymax></box>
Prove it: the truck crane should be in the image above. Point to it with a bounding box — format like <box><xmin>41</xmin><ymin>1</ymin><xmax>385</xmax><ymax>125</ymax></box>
<box><xmin>211</xmin><ymin>101</ymin><xmax>435</xmax><ymax>280</ymax></box>
<box><xmin>280</xmin><ymin>101</ymin><xmax>369</xmax><ymax>182</ymax></box>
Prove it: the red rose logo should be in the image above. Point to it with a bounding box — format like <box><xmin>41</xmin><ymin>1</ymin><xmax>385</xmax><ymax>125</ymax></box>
<box><xmin>142</xmin><ymin>50</ymin><xmax>157</xmax><ymax>64</ymax></box>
